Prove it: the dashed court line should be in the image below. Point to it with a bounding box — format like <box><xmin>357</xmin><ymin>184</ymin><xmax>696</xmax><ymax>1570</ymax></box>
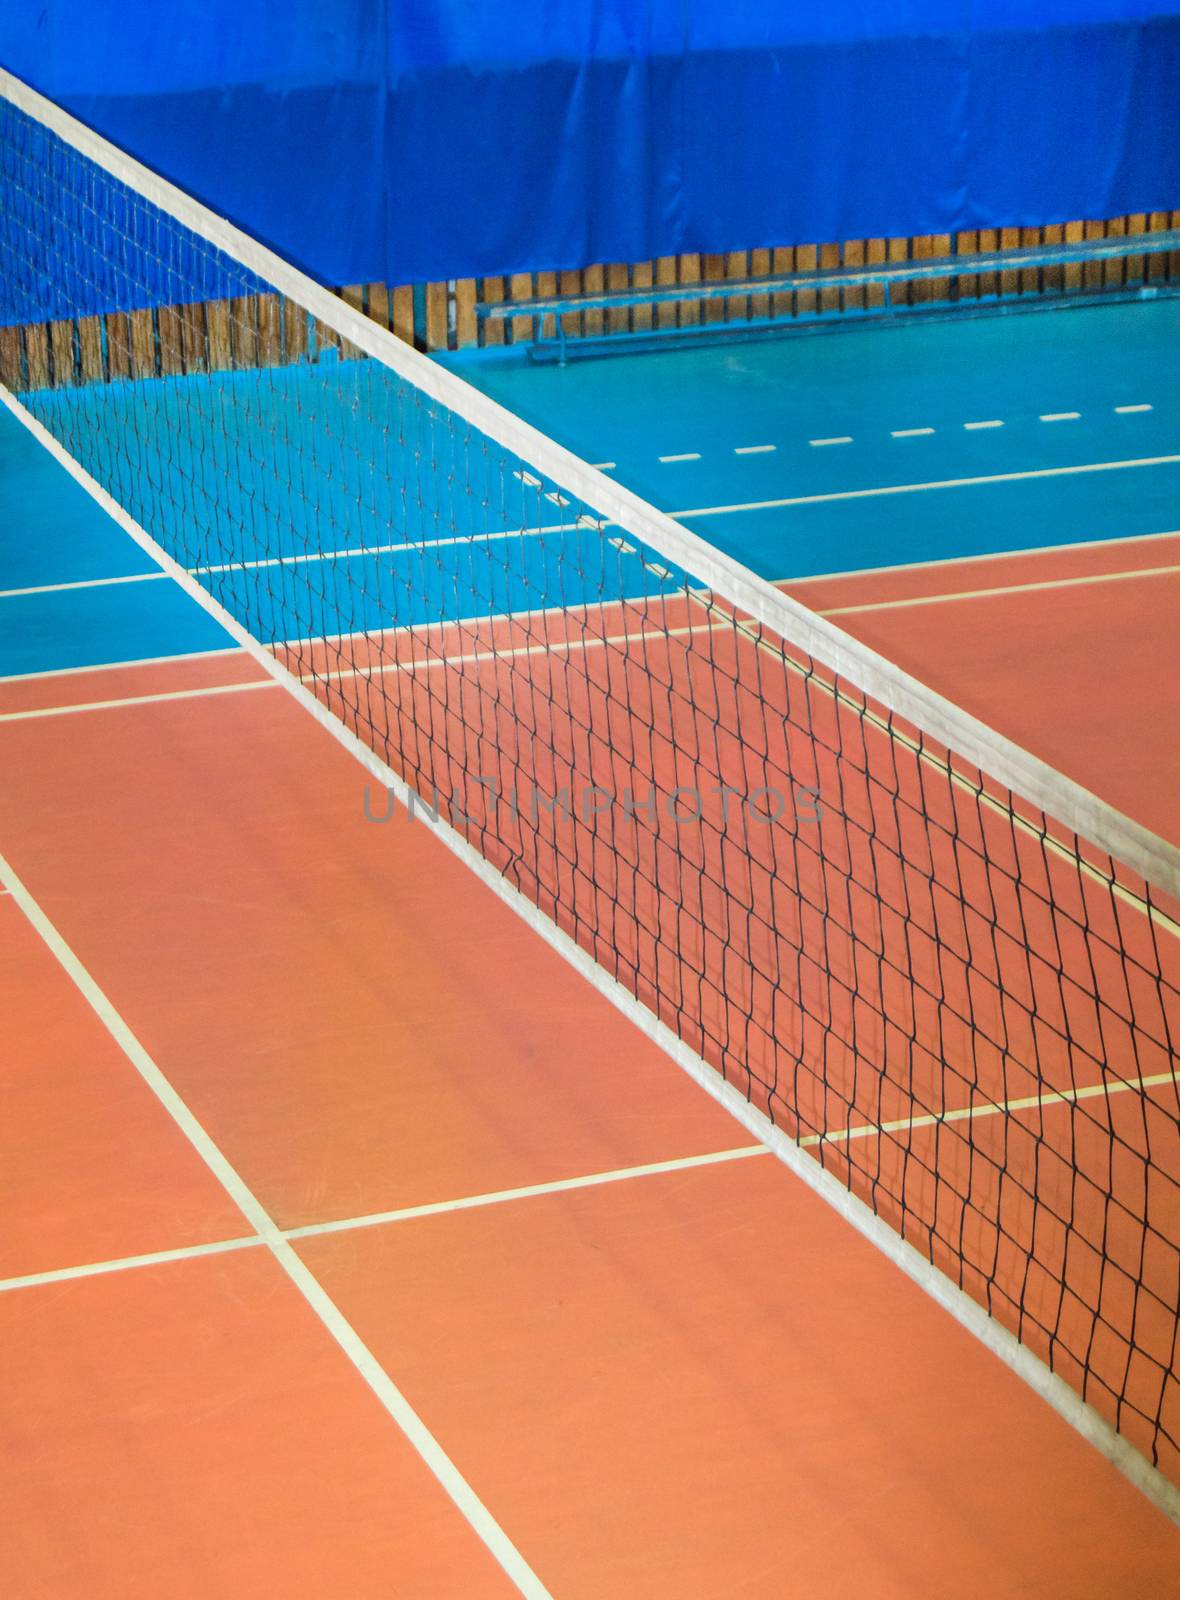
<box><xmin>649</xmin><ymin>400</ymin><xmax>1154</xmax><ymax>462</ymax></box>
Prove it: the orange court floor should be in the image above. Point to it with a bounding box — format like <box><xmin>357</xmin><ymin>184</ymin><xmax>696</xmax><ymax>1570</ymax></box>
<box><xmin>1</xmin><ymin>530</ymin><xmax>1179</xmax><ymax>1597</ymax></box>
<box><xmin>783</xmin><ymin>529</ymin><xmax>1180</xmax><ymax>848</ymax></box>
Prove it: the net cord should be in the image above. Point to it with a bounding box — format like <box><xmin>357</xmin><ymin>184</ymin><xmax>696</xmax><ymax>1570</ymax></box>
<box><xmin>2</xmin><ymin>64</ymin><xmax>1176</xmax><ymax>904</ymax></box>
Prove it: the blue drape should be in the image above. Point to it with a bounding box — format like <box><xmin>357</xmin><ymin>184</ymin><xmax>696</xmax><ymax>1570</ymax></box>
<box><xmin>2</xmin><ymin>2</ymin><xmax>1178</xmax><ymax>289</ymax></box>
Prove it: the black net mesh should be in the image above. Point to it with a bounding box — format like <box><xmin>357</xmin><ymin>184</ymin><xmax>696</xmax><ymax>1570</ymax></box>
<box><xmin>2</xmin><ymin>87</ymin><xmax>1178</xmax><ymax>1484</ymax></box>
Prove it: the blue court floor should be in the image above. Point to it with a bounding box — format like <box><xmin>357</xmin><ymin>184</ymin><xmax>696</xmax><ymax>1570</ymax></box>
<box><xmin>2</xmin><ymin>296</ymin><xmax>1177</xmax><ymax>680</ymax></box>
<box><xmin>452</xmin><ymin>297</ymin><xmax>1180</xmax><ymax>579</ymax></box>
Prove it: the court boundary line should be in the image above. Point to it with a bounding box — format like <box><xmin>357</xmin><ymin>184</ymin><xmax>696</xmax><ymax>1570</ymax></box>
<box><xmin>187</xmin><ymin>522</ymin><xmax>547</xmax><ymax>575</ymax></box>
<box><xmin>315</xmin><ymin>617</ymin><xmax>732</xmax><ymax>682</ymax></box>
<box><xmin>172</xmin><ymin>507</ymin><xmax>1180</xmax><ymax>587</ymax></box>
<box><xmin>804</xmin><ymin>1069</ymin><xmax>1180</xmax><ymax>1150</ymax></box>
<box><xmin>781</xmin><ymin>526</ymin><xmax>1180</xmax><ymax>589</ymax></box>
<box><xmin>0</xmin><ymin>1234</ymin><xmax>263</xmax><ymax>1293</ymax></box>
<box><xmin>5</xmin><ymin>63</ymin><xmax>1175</xmax><ymax>897</ymax></box>
<box><xmin>0</xmin><ymin>849</ymin><xmax>555</xmax><ymax>1599</ymax></box>
<box><xmin>284</xmin><ymin>1145</ymin><xmax>771</xmax><ymax>1238</ymax></box>
<box><xmin>66</xmin><ymin>522</ymin><xmax>1180</xmax><ymax>642</ymax></box>
<box><xmin>0</xmin><ymin>677</ymin><xmax>278</xmax><ymax>723</ymax></box>
<box><xmin>5</xmin><ymin>1062</ymin><xmax>1174</xmax><ymax>1291</ymax></box>
<box><xmin>819</xmin><ymin>561</ymin><xmax>1180</xmax><ymax>618</ymax></box>
<box><xmin>275</xmin><ymin>524</ymin><xmax>1176</xmax><ymax>649</ymax></box>
<box><xmin>277</xmin><ymin>523</ymin><xmax>1180</xmax><ymax>651</ymax></box>
<box><xmin>672</xmin><ymin>453</ymin><xmax>1180</xmax><ymax>520</ymax></box>
<box><xmin>309</xmin><ymin>564</ymin><xmax>1179</xmax><ymax>684</ymax></box>
<box><xmin>0</xmin><ymin>644</ymin><xmax>242</xmax><ymax>687</ymax></box>
<box><xmin>0</xmin><ymin>1146</ymin><xmax>771</xmax><ymax>1296</ymax></box>
<box><xmin>0</xmin><ymin>570</ymin><xmax>168</xmax><ymax>600</ymax></box>
<box><xmin>3</xmin><ymin>537</ymin><xmax>1174</xmax><ymax>709</ymax></box>
<box><xmin>1</xmin><ymin>387</ymin><xmax>1173</xmax><ymax>1525</ymax></box>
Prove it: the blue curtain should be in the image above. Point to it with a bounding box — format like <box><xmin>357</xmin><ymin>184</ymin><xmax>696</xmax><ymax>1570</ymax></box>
<box><xmin>2</xmin><ymin>1</ymin><xmax>1178</xmax><ymax>290</ymax></box>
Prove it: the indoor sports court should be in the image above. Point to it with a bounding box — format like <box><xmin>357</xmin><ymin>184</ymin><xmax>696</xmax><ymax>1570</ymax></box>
<box><xmin>1</xmin><ymin>8</ymin><xmax>1178</xmax><ymax>1597</ymax></box>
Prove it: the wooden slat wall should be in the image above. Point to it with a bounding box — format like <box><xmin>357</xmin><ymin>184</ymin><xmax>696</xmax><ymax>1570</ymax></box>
<box><xmin>407</xmin><ymin>213</ymin><xmax>1176</xmax><ymax>354</ymax></box>
<box><xmin>0</xmin><ymin>326</ymin><xmax>24</xmax><ymax>390</ymax></box>
<box><xmin>3</xmin><ymin>214</ymin><xmax>1176</xmax><ymax>391</ymax></box>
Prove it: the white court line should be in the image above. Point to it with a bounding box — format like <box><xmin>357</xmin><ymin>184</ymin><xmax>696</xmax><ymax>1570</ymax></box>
<box><xmin>182</xmin><ymin>461</ymin><xmax>1180</xmax><ymax>584</ymax></box>
<box><xmin>808</xmin><ymin>436</ymin><xmax>853</xmax><ymax>447</ymax></box>
<box><xmin>891</xmin><ymin>427</ymin><xmax>935</xmax><ymax>438</ymax></box>
<box><xmin>287</xmin><ymin>1146</ymin><xmax>770</xmax><ymax>1240</ymax></box>
<box><xmin>734</xmin><ymin>444</ymin><xmax>776</xmax><ymax>455</ymax></box>
<box><xmin>963</xmin><ymin>419</ymin><xmax>1004</xmax><ymax>431</ymax></box>
<box><xmin>658</xmin><ymin>452</ymin><xmax>701</xmax><ymax>463</ymax></box>
<box><xmin>779</xmin><ymin>525</ymin><xmax>1180</xmax><ymax>589</ymax></box>
<box><xmin>673</xmin><ymin>452</ymin><xmax>1180</xmax><ymax>520</ymax></box>
<box><xmin>1041</xmin><ymin>411</ymin><xmax>1082</xmax><ymax>422</ymax></box>
<box><xmin>190</xmin><ymin>541</ymin><xmax>414</xmax><ymax>576</ymax></box>
<box><xmin>0</xmin><ymin>644</ymin><xmax>241</xmax><ymax>687</ymax></box>
<box><xmin>41</xmin><ymin>517</ymin><xmax>1172</xmax><ymax>649</ymax></box>
<box><xmin>0</xmin><ymin>1147</ymin><xmax>769</xmax><ymax>1295</ymax></box>
<box><xmin>1115</xmin><ymin>404</ymin><xmax>1153</xmax><ymax>415</ymax></box>
<box><xmin>0</xmin><ymin>570</ymin><xmax>168</xmax><ymax>600</ymax></box>
<box><xmin>818</xmin><ymin>561</ymin><xmax>1180</xmax><ymax>618</ymax></box>
<box><xmin>0</xmin><ymin>849</ymin><xmax>551</xmax><ymax>1598</ymax></box>
<box><xmin>803</xmin><ymin>1070</ymin><xmax>1180</xmax><ymax>1151</ymax></box>
<box><xmin>277</xmin><ymin>586</ymin><xmax>643</xmax><ymax>651</ymax></box>
<box><xmin>0</xmin><ymin>677</ymin><xmax>278</xmax><ymax>723</ymax></box>
<box><xmin>306</xmin><ymin>617</ymin><xmax>732</xmax><ymax>685</ymax></box>
<box><xmin>591</xmin><ymin>461</ymin><xmax>617</xmax><ymax>470</ymax></box>
<box><xmin>7</xmin><ymin>1060</ymin><xmax>1177</xmax><ymax>1290</ymax></box>
<box><xmin>10</xmin><ymin>1059</ymin><xmax>1178</xmax><ymax>1291</ymax></box>
<box><xmin>0</xmin><ymin>1235</ymin><xmax>263</xmax><ymax>1294</ymax></box>
<box><xmin>188</xmin><ymin>517</ymin><xmax>591</xmax><ymax>576</ymax></box>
